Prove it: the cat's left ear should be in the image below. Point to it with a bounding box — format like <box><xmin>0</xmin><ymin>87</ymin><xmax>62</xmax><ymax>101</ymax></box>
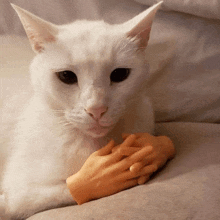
<box><xmin>125</xmin><ymin>1</ymin><xmax>163</xmax><ymax>49</ymax></box>
<box><xmin>11</xmin><ymin>4</ymin><xmax>58</xmax><ymax>53</ymax></box>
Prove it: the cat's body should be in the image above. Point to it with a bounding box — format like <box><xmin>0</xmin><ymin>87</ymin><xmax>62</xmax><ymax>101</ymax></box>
<box><xmin>2</xmin><ymin>2</ymin><xmax>162</xmax><ymax>219</ymax></box>
<box><xmin>3</xmin><ymin>90</ymin><xmax>153</xmax><ymax>218</ymax></box>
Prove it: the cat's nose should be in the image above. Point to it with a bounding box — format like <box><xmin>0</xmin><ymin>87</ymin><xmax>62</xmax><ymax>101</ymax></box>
<box><xmin>84</xmin><ymin>106</ymin><xmax>108</xmax><ymax>120</ymax></box>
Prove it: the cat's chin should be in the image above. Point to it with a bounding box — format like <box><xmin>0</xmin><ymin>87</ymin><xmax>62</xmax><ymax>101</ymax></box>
<box><xmin>84</xmin><ymin>125</ymin><xmax>113</xmax><ymax>138</ymax></box>
<box><xmin>85</xmin><ymin>129</ymin><xmax>109</xmax><ymax>138</ymax></box>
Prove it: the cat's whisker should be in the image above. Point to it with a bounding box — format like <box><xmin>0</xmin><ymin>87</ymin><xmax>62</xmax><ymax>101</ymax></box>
<box><xmin>56</xmin><ymin>117</ymin><xmax>81</xmax><ymax>128</ymax></box>
<box><xmin>57</xmin><ymin>119</ymin><xmax>69</xmax><ymax>124</ymax></box>
<box><xmin>57</xmin><ymin>121</ymin><xmax>75</xmax><ymax>133</ymax></box>
<box><xmin>61</xmin><ymin>123</ymin><xmax>73</xmax><ymax>127</ymax></box>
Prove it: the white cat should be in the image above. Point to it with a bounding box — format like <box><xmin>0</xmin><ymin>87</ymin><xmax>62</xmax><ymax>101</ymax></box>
<box><xmin>2</xmin><ymin>2</ymin><xmax>162</xmax><ymax>219</ymax></box>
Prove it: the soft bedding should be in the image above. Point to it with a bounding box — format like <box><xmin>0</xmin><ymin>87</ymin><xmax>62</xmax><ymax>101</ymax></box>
<box><xmin>135</xmin><ymin>0</ymin><xmax>220</xmax><ymax>20</ymax></box>
<box><xmin>1</xmin><ymin>0</ymin><xmax>220</xmax><ymax>219</ymax></box>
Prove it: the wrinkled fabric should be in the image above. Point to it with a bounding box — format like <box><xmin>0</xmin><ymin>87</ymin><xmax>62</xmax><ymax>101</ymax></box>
<box><xmin>135</xmin><ymin>0</ymin><xmax>220</xmax><ymax>20</ymax></box>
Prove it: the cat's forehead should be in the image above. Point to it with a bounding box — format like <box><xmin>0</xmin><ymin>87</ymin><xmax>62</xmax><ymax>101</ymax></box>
<box><xmin>58</xmin><ymin>20</ymin><xmax>137</xmax><ymax>64</ymax></box>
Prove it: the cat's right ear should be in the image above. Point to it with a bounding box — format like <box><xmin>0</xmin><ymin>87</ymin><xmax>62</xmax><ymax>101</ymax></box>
<box><xmin>11</xmin><ymin>4</ymin><xmax>58</xmax><ymax>53</ymax></box>
<box><xmin>122</xmin><ymin>1</ymin><xmax>163</xmax><ymax>49</ymax></box>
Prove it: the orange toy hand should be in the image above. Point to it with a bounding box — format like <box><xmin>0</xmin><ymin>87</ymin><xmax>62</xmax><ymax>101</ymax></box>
<box><xmin>113</xmin><ymin>133</ymin><xmax>176</xmax><ymax>185</ymax></box>
<box><xmin>66</xmin><ymin>135</ymin><xmax>155</xmax><ymax>205</ymax></box>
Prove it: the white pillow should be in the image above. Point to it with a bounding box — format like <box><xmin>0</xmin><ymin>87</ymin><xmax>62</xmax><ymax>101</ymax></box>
<box><xmin>144</xmin><ymin>9</ymin><xmax>220</xmax><ymax>123</ymax></box>
<box><xmin>134</xmin><ymin>0</ymin><xmax>220</xmax><ymax>20</ymax></box>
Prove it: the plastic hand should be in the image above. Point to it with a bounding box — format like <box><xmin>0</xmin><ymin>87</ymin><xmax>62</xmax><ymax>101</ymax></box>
<box><xmin>66</xmin><ymin>135</ymin><xmax>155</xmax><ymax>205</ymax></box>
<box><xmin>112</xmin><ymin>133</ymin><xmax>176</xmax><ymax>185</ymax></box>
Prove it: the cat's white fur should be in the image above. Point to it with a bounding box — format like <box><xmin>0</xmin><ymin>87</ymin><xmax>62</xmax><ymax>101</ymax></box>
<box><xmin>3</xmin><ymin>2</ymin><xmax>162</xmax><ymax>219</ymax></box>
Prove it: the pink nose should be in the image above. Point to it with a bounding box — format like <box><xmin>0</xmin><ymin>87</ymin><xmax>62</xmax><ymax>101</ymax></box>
<box><xmin>85</xmin><ymin>106</ymin><xmax>108</xmax><ymax>120</ymax></box>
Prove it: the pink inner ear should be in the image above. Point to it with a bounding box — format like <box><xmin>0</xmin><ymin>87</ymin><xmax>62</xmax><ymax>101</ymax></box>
<box><xmin>125</xmin><ymin>1</ymin><xmax>163</xmax><ymax>49</ymax></box>
<box><xmin>129</xmin><ymin>26</ymin><xmax>151</xmax><ymax>48</ymax></box>
<box><xmin>27</xmin><ymin>28</ymin><xmax>56</xmax><ymax>52</ymax></box>
<box><xmin>45</xmin><ymin>35</ymin><xmax>56</xmax><ymax>42</ymax></box>
<box><xmin>11</xmin><ymin>4</ymin><xmax>58</xmax><ymax>53</ymax></box>
<box><xmin>127</xmin><ymin>26</ymin><xmax>151</xmax><ymax>49</ymax></box>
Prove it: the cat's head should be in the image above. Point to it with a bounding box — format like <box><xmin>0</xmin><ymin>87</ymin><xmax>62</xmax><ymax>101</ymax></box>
<box><xmin>12</xmin><ymin>2</ymin><xmax>162</xmax><ymax>138</ymax></box>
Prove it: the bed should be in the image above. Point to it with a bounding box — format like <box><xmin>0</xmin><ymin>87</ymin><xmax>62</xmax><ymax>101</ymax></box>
<box><xmin>0</xmin><ymin>0</ymin><xmax>220</xmax><ymax>219</ymax></box>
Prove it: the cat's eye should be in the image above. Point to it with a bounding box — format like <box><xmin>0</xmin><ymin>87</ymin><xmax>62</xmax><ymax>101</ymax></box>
<box><xmin>110</xmin><ymin>68</ymin><xmax>131</xmax><ymax>83</ymax></box>
<box><xmin>56</xmin><ymin>70</ymin><xmax>78</xmax><ymax>84</ymax></box>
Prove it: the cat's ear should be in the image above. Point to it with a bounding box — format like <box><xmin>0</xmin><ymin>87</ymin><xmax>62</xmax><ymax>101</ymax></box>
<box><xmin>11</xmin><ymin>4</ymin><xmax>58</xmax><ymax>53</ymax></box>
<box><xmin>125</xmin><ymin>1</ymin><xmax>163</xmax><ymax>49</ymax></box>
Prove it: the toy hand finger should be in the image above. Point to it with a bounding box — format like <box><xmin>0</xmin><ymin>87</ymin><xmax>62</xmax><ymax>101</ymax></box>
<box><xmin>130</xmin><ymin>162</ymin><xmax>144</xmax><ymax>173</ymax></box>
<box><xmin>107</xmin><ymin>140</ymin><xmax>138</xmax><ymax>164</ymax></box>
<box><xmin>112</xmin><ymin>134</ymin><xmax>137</xmax><ymax>157</ymax></box>
<box><xmin>157</xmin><ymin>136</ymin><xmax>176</xmax><ymax>159</ymax></box>
<box><xmin>121</xmin><ymin>134</ymin><xmax>136</xmax><ymax>147</ymax></box>
<box><xmin>118</xmin><ymin>163</ymin><xmax>156</xmax><ymax>180</ymax></box>
<box><xmin>138</xmin><ymin>164</ymin><xmax>158</xmax><ymax>177</ymax></box>
<box><xmin>111</xmin><ymin>145</ymin><xmax>125</xmax><ymax>154</ymax></box>
<box><xmin>96</xmin><ymin>139</ymin><xmax>115</xmax><ymax>156</ymax></box>
<box><xmin>108</xmin><ymin>146</ymin><xmax>141</xmax><ymax>165</ymax></box>
<box><xmin>129</xmin><ymin>145</ymin><xmax>153</xmax><ymax>163</ymax></box>
<box><xmin>129</xmin><ymin>147</ymin><xmax>153</xmax><ymax>173</ymax></box>
<box><xmin>137</xmin><ymin>175</ymin><xmax>150</xmax><ymax>185</ymax></box>
<box><xmin>117</xmin><ymin>146</ymin><xmax>141</xmax><ymax>156</ymax></box>
<box><xmin>146</xmin><ymin>152</ymin><xmax>168</xmax><ymax>167</ymax></box>
<box><xmin>142</xmin><ymin>151</ymin><xmax>158</xmax><ymax>164</ymax></box>
<box><xmin>119</xmin><ymin>146</ymin><xmax>152</xmax><ymax>170</ymax></box>
<box><xmin>122</xmin><ymin>133</ymin><xmax>150</xmax><ymax>143</ymax></box>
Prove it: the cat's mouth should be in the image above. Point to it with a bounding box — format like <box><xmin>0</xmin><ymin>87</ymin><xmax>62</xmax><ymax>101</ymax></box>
<box><xmin>86</xmin><ymin>124</ymin><xmax>113</xmax><ymax>138</ymax></box>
